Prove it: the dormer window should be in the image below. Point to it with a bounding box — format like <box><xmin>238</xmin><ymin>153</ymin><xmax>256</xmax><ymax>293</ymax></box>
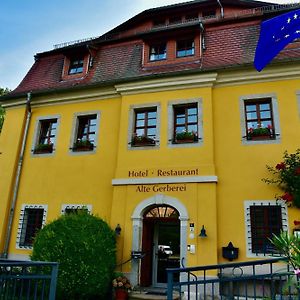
<box><xmin>149</xmin><ymin>43</ymin><xmax>167</xmax><ymax>61</ymax></box>
<box><xmin>68</xmin><ymin>58</ymin><xmax>84</xmax><ymax>75</ymax></box>
<box><xmin>176</xmin><ymin>39</ymin><xmax>195</xmax><ymax>57</ymax></box>
<box><xmin>62</xmin><ymin>52</ymin><xmax>91</xmax><ymax>80</ymax></box>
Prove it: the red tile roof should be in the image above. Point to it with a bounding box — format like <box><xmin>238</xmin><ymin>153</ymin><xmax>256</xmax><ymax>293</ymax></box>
<box><xmin>7</xmin><ymin>3</ymin><xmax>300</xmax><ymax>98</ymax></box>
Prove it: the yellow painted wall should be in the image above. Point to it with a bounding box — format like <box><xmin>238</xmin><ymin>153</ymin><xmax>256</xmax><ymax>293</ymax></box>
<box><xmin>0</xmin><ymin>106</ymin><xmax>27</xmax><ymax>253</ymax></box>
<box><xmin>0</xmin><ymin>73</ymin><xmax>299</xmax><ymax>272</ymax></box>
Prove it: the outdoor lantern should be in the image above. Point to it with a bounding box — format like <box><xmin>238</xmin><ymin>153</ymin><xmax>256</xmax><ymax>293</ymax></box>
<box><xmin>199</xmin><ymin>225</ymin><xmax>207</xmax><ymax>238</ymax></box>
<box><xmin>115</xmin><ymin>224</ymin><xmax>121</xmax><ymax>236</ymax></box>
<box><xmin>222</xmin><ymin>242</ymin><xmax>239</xmax><ymax>261</ymax></box>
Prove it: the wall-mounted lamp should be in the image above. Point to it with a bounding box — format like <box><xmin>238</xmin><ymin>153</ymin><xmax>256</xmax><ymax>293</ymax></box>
<box><xmin>115</xmin><ymin>224</ymin><xmax>121</xmax><ymax>236</ymax></box>
<box><xmin>222</xmin><ymin>242</ymin><xmax>239</xmax><ymax>261</ymax></box>
<box><xmin>199</xmin><ymin>225</ymin><xmax>207</xmax><ymax>238</ymax></box>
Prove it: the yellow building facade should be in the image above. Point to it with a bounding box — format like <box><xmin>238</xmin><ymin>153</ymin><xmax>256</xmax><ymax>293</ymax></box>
<box><xmin>0</xmin><ymin>0</ymin><xmax>300</xmax><ymax>288</ymax></box>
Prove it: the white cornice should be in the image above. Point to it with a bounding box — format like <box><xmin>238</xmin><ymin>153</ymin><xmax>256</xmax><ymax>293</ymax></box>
<box><xmin>115</xmin><ymin>73</ymin><xmax>218</xmax><ymax>95</ymax></box>
<box><xmin>112</xmin><ymin>176</ymin><xmax>218</xmax><ymax>185</ymax></box>
<box><xmin>216</xmin><ymin>64</ymin><xmax>300</xmax><ymax>87</ymax></box>
<box><xmin>2</xmin><ymin>88</ymin><xmax>119</xmax><ymax>108</ymax></box>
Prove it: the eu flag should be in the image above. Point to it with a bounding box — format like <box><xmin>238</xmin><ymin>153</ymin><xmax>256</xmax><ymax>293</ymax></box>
<box><xmin>254</xmin><ymin>8</ymin><xmax>300</xmax><ymax>72</ymax></box>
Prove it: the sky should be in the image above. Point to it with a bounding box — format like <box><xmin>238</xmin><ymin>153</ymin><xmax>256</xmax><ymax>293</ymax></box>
<box><xmin>0</xmin><ymin>0</ymin><xmax>296</xmax><ymax>90</ymax></box>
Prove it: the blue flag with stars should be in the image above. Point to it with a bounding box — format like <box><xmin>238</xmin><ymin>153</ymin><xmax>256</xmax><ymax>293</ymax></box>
<box><xmin>254</xmin><ymin>9</ymin><xmax>300</xmax><ymax>72</ymax></box>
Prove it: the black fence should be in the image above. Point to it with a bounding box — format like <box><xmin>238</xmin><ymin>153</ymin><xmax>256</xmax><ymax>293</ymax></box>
<box><xmin>167</xmin><ymin>258</ymin><xmax>300</xmax><ymax>300</ymax></box>
<box><xmin>0</xmin><ymin>259</ymin><xmax>58</xmax><ymax>300</ymax></box>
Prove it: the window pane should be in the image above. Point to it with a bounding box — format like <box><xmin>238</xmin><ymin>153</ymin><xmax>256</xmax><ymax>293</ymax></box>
<box><xmin>176</xmin><ymin>126</ymin><xmax>185</xmax><ymax>133</ymax></box>
<box><xmin>148</xmin><ymin>119</ymin><xmax>156</xmax><ymax>126</ymax></box>
<box><xmin>176</xmin><ymin>117</ymin><xmax>186</xmax><ymax>125</ymax></box>
<box><xmin>246</xmin><ymin>105</ymin><xmax>256</xmax><ymax>112</ymax></box>
<box><xmin>247</xmin><ymin>112</ymin><xmax>257</xmax><ymax>120</ymax></box>
<box><xmin>148</xmin><ymin>111</ymin><xmax>157</xmax><ymax>118</ymax></box>
<box><xmin>136</xmin><ymin>129</ymin><xmax>144</xmax><ymax>136</ymax></box>
<box><xmin>136</xmin><ymin>120</ymin><xmax>145</xmax><ymax>127</ymax></box>
<box><xmin>188</xmin><ymin>115</ymin><xmax>197</xmax><ymax>123</ymax></box>
<box><xmin>148</xmin><ymin>128</ymin><xmax>156</xmax><ymax>136</ymax></box>
<box><xmin>136</xmin><ymin>112</ymin><xmax>145</xmax><ymax>120</ymax></box>
<box><xmin>261</xmin><ymin>121</ymin><xmax>272</xmax><ymax>128</ymax></box>
<box><xmin>260</xmin><ymin>111</ymin><xmax>271</xmax><ymax>119</ymax></box>
<box><xmin>188</xmin><ymin>107</ymin><xmax>197</xmax><ymax>115</ymax></box>
<box><xmin>260</xmin><ymin>103</ymin><xmax>270</xmax><ymax>110</ymax></box>
<box><xmin>188</xmin><ymin>125</ymin><xmax>197</xmax><ymax>132</ymax></box>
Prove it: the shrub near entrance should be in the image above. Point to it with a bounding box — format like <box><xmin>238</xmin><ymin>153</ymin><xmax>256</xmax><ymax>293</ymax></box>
<box><xmin>31</xmin><ymin>211</ymin><xmax>116</xmax><ymax>300</ymax></box>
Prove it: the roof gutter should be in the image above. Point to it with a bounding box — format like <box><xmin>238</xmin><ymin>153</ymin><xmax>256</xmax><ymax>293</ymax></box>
<box><xmin>1</xmin><ymin>92</ymin><xmax>32</xmax><ymax>258</ymax></box>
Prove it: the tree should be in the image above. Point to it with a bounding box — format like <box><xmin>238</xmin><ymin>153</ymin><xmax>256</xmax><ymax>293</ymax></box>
<box><xmin>0</xmin><ymin>87</ymin><xmax>10</xmax><ymax>133</ymax></box>
<box><xmin>31</xmin><ymin>211</ymin><xmax>117</xmax><ymax>300</ymax></box>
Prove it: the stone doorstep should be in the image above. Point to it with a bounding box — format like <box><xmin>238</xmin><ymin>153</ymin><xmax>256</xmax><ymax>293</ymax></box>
<box><xmin>129</xmin><ymin>290</ymin><xmax>180</xmax><ymax>300</ymax></box>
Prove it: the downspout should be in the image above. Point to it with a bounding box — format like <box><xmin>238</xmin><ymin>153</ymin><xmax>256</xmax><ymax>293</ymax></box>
<box><xmin>217</xmin><ymin>0</ymin><xmax>224</xmax><ymax>18</ymax></box>
<box><xmin>2</xmin><ymin>92</ymin><xmax>32</xmax><ymax>258</ymax></box>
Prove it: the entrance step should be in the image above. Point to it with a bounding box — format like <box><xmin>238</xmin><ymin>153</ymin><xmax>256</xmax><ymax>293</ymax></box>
<box><xmin>129</xmin><ymin>289</ymin><xmax>180</xmax><ymax>300</ymax></box>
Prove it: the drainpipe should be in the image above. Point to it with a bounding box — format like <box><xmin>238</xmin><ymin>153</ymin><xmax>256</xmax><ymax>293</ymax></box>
<box><xmin>217</xmin><ymin>0</ymin><xmax>224</xmax><ymax>18</ymax></box>
<box><xmin>2</xmin><ymin>92</ymin><xmax>32</xmax><ymax>258</ymax></box>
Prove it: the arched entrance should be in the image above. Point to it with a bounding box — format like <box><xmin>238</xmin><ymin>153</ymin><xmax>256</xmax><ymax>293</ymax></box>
<box><xmin>131</xmin><ymin>194</ymin><xmax>189</xmax><ymax>287</ymax></box>
<box><xmin>141</xmin><ymin>205</ymin><xmax>180</xmax><ymax>286</ymax></box>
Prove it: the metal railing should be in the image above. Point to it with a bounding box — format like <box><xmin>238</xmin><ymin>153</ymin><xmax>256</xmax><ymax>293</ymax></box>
<box><xmin>167</xmin><ymin>258</ymin><xmax>300</xmax><ymax>300</ymax></box>
<box><xmin>0</xmin><ymin>260</ymin><xmax>58</xmax><ymax>300</ymax></box>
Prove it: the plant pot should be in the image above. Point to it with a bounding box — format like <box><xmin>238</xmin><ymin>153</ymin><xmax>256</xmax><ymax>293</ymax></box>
<box><xmin>73</xmin><ymin>144</ymin><xmax>94</xmax><ymax>152</ymax></box>
<box><xmin>247</xmin><ymin>135</ymin><xmax>272</xmax><ymax>141</ymax></box>
<box><xmin>115</xmin><ymin>289</ymin><xmax>128</xmax><ymax>300</ymax></box>
<box><xmin>174</xmin><ymin>139</ymin><xmax>196</xmax><ymax>144</ymax></box>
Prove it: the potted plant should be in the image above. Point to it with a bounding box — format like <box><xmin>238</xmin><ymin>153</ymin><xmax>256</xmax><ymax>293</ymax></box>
<box><xmin>33</xmin><ymin>143</ymin><xmax>53</xmax><ymax>154</ymax></box>
<box><xmin>112</xmin><ymin>273</ymin><xmax>132</xmax><ymax>300</ymax></box>
<box><xmin>73</xmin><ymin>139</ymin><xmax>94</xmax><ymax>151</ymax></box>
<box><xmin>247</xmin><ymin>125</ymin><xmax>273</xmax><ymax>140</ymax></box>
<box><xmin>263</xmin><ymin>149</ymin><xmax>300</xmax><ymax>208</ymax></box>
<box><xmin>174</xmin><ymin>131</ymin><xmax>197</xmax><ymax>143</ymax></box>
<box><xmin>131</xmin><ymin>134</ymin><xmax>155</xmax><ymax>146</ymax></box>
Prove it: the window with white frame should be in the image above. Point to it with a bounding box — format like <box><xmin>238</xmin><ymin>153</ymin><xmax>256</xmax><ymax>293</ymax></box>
<box><xmin>168</xmin><ymin>98</ymin><xmax>203</xmax><ymax>147</ymax></box>
<box><xmin>32</xmin><ymin>117</ymin><xmax>59</xmax><ymax>155</ymax></box>
<box><xmin>61</xmin><ymin>204</ymin><xmax>92</xmax><ymax>215</ymax></box>
<box><xmin>131</xmin><ymin>108</ymin><xmax>157</xmax><ymax>147</ymax></box>
<box><xmin>17</xmin><ymin>205</ymin><xmax>47</xmax><ymax>249</ymax></box>
<box><xmin>244</xmin><ymin>201</ymin><xmax>288</xmax><ymax>257</ymax></box>
<box><xmin>240</xmin><ymin>94</ymin><xmax>280</xmax><ymax>144</ymax></box>
<box><xmin>128</xmin><ymin>103</ymin><xmax>160</xmax><ymax>149</ymax></box>
<box><xmin>70</xmin><ymin>111</ymin><xmax>100</xmax><ymax>153</ymax></box>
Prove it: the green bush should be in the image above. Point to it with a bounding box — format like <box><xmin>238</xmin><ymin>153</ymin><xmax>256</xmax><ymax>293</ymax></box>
<box><xmin>31</xmin><ymin>211</ymin><xmax>116</xmax><ymax>300</ymax></box>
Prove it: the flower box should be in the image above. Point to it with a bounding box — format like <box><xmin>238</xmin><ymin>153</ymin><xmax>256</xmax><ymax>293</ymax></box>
<box><xmin>247</xmin><ymin>127</ymin><xmax>274</xmax><ymax>140</ymax></box>
<box><xmin>131</xmin><ymin>135</ymin><xmax>156</xmax><ymax>147</ymax></box>
<box><xmin>33</xmin><ymin>143</ymin><xmax>53</xmax><ymax>154</ymax></box>
<box><xmin>174</xmin><ymin>131</ymin><xmax>197</xmax><ymax>144</ymax></box>
<box><xmin>73</xmin><ymin>140</ymin><xmax>94</xmax><ymax>152</ymax></box>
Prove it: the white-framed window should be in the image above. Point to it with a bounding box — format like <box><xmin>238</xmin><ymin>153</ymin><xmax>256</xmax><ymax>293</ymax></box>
<box><xmin>128</xmin><ymin>103</ymin><xmax>160</xmax><ymax>150</ymax></box>
<box><xmin>61</xmin><ymin>204</ymin><xmax>92</xmax><ymax>214</ymax></box>
<box><xmin>70</xmin><ymin>111</ymin><xmax>100</xmax><ymax>154</ymax></box>
<box><xmin>244</xmin><ymin>200</ymin><xmax>288</xmax><ymax>258</ymax></box>
<box><xmin>16</xmin><ymin>204</ymin><xmax>48</xmax><ymax>249</ymax></box>
<box><xmin>31</xmin><ymin>115</ymin><xmax>60</xmax><ymax>156</ymax></box>
<box><xmin>168</xmin><ymin>98</ymin><xmax>203</xmax><ymax>147</ymax></box>
<box><xmin>240</xmin><ymin>94</ymin><xmax>281</xmax><ymax>145</ymax></box>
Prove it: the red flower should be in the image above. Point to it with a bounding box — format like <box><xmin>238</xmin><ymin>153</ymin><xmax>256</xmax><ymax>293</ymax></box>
<box><xmin>295</xmin><ymin>167</ymin><xmax>300</xmax><ymax>175</ymax></box>
<box><xmin>281</xmin><ymin>192</ymin><xmax>293</xmax><ymax>202</ymax></box>
<box><xmin>294</xmin><ymin>220</ymin><xmax>300</xmax><ymax>226</ymax></box>
<box><xmin>276</xmin><ymin>162</ymin><xmax>286</xmax><ymax>170</ymax></box>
